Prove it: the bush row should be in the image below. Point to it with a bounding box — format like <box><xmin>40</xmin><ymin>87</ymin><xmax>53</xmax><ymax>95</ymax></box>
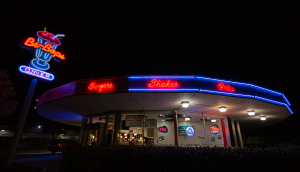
<box><xmin>60</xmin><ymin>145</ymin><xmax>300</xmax><ymax>172</ymax></box>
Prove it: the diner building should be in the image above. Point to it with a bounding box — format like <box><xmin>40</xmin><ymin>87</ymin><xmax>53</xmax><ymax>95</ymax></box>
<box><xmin>35</xmin><ymin>75</ymin><xmax>293</xmax><ymax>147</ymax></box>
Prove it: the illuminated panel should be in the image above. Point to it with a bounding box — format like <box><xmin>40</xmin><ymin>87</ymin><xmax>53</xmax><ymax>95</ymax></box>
<box><xmin>148</xmin><ymin>79</ymin><xmax>179</xmax><ymax>88</ymax></box>
<box><xmin>129</xmin><ymin>89</ymin><xmax>199</xmax><ymax>92</ymax></box>
<box><xmin>210</xmin><ymin>125</ymin><xmax>220</xmax><ymax>134</ymax></box>
<box><xmin>217</xmin><ymin>83</ymin><xmax>235</xmax><ymax>92</ymax></box>
<box><xmin>158</xmin><ymin>126</ymin><xmax>168</xmax><ymax>133</ymax></box>
<box><xmin>185</xmin><ymin>126</ymin><xmax>195</xmax><ymax>137</ymax></box>
<box><xmin>18</xmin><ymin>65</ymin><xmax>54</xmax><ymax>81</ymax></box>
<box><xmin>88</xmin><ymin>82</ymin><xmax>113</xmax><ymax>92</ymax></box>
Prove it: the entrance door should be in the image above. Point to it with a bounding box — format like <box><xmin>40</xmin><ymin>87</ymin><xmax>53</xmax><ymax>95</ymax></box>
<box><xmin>88</xmin><ymin>129</ymin><xmax>99</xmax><ymax>146</ymax></box>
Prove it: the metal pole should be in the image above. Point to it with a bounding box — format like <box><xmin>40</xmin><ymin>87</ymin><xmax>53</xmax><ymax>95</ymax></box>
<box><xmin>6</xmin><ymin>79</ymin><xmax>37</xmax><ymax>165</ymax></box>
<box><xmin>202</xmin><ymin>113</ymin><xmax>206</xmax><ymax>146</ymax></box>
<box><xmin>142</xmin><ymin>111</ymin><xmax>145</xmax><ymax>145</ymax></box>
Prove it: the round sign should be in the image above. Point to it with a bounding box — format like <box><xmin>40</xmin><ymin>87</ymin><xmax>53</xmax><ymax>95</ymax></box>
<box><xmin>185</xmin><ymin>126</ymin><xmax>195</xmax><ymax>137</ymax></box>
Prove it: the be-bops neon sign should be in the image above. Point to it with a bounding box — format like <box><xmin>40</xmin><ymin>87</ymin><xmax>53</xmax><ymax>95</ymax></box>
<box><xmin>19</xmin><ymin>28</ymin><xmax>65</xmax><ymax>81</ymax></box>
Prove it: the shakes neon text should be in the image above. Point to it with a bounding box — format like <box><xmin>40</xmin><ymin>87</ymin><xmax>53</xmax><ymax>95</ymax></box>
<box><xmin>88</xmin><ymin>82</ymin><xmax>113</xmax><ymax>92</ymax></box>
<box><xmin>217</xmin><ymin>83</ymin><xmax>235</xmax><ymax>92</ymax></box>
<box><xmin>24</xmin><ymin>37</ymin><xmax>65</xmax><ymax>60</ymax></box>
<box><xmin>148</xmin><ymin>79</ymin><xmax>179</xmax><ymax>88</ymax></box>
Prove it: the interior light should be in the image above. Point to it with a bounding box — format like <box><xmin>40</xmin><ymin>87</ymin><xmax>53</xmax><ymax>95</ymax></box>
<box><xmin>260</xmin><ymin>116</ymin><xmax>266</xmax><ymax>121</ymax></box>
<box><xmin>182</xmin><ymin>102</ymin><xmax>189</xmax><ymax>108</ymax></box>
<box><xmin>160</xmin><ymin>114</ymin><xmax>162</xmax><ymax>116</ymax></box>
<box><xmin>211</xmin><ymin>119</ymin><xmax>216</xmax><ymax>122</ymax></box>
<box><xmin>219</xmin><ymin>107</ymin><xmax>227</xmax><ymax>112</ymax></box>
<box><xmin>38</xmin><ymin>126</ymin><xmax>41</xmax><ymax>128</ymax></box>
<box><xmin>185</xmin><ymin>117</ymin><xmax>190</xmax><ymax>121</ymax></box>
<box><xmin>1</xmin><ymin>130</ymin><xmax>4</xmax><ymax>131</ymax></box>
<box><xmin>162</xmin><ymin>120</ymin><xmax>164</xmax><ymax>121</ymax></box>
<box><xmin>248</xmin><ymin>111</ymin><xmax>255</xmax><ymax>116</ymax></box>
<box><xmin>134</xmin><ymin>134</ymin><xmax>137</xmax><ymax>135</ymax></box>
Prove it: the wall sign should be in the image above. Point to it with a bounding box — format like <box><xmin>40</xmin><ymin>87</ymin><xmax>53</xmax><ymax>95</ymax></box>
<box><xmin>185</xmin><ymin>126</ymin><xmax>195</xmax><ymax>137</ymax></box>
<box><xmin>159</xmin><ymin>136</ymin><xmax>164</xmax><ymax>141</ymax></box>
<box><xmin>88</xmin><ymin>82</ymin><xmax>113</xmax><ymax>92</ymax></box>
<box><xmin>19</xmin><ymin>65</ymin><xmax>54</xmax><ymax>81</ymax></box>
<box><xmin>19</xmin><ymin>28</ymin><xmax>65</xmax><ymax>81</ymax></box>
<box><xmin>158</xmin><ymin>126</ymin><xmax>168</xmax><ymax>133</ymax></box>
<box><xmin>148</xmin><ymin>79</ymin><xmax>179</xmax><ymax>88</ymax></box>
<box><xmin>217</xmin><ymin>83</ymin><xmax>235</xmax><ymax>92</ymax></box>
<box><xmin>210</xmin><ymin>124</ymin><xmax>219</xmax><ymax>134</ymax></box>
<box><xmin>125</xmin><ymin>115</ymin><xmax>144</xmax><ymax>127</ymax></box>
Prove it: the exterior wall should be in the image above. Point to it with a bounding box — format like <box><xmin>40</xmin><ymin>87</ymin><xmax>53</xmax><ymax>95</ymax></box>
<box><xmin>157</xmin><ymin>121</ymin><xmax>175</xmax><ymax>146</ymax></box>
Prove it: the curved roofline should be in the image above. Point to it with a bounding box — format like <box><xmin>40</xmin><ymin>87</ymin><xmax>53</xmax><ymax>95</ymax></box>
<box><xmin>36</xmin><ymin>75</ymin><xmax>293</xmax><ymax>114</ymax></box>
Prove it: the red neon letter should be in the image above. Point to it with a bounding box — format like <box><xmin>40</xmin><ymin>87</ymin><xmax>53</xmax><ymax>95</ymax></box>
<box><xmin>24</xmin><ymin>37</ymin><xmax>35</xmax><ymax>47</ymax></box>
<box><xmin>42</xmin><ymin>44</ymin><xmax>52</xmax><ymax>52</ymax></box>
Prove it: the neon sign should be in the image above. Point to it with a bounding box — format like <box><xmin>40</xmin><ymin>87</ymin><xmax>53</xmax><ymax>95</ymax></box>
<box><xmin>217</xmin><ymin>83</ymin><xmax>235</xmax><ymax>92</ymax></box>
<box><xmin>210</xmin><ymin>124</ymin><xmax>219</xmax><ymax>134</ymax></box>
<box><xmin>88</xmin><ymin>82</ymin><xmax>113</xmax><ymax>92</ymax></box>
<box><xmin>158</xmin><ymin>126</ymin><xmax>168</xmax><ymax>133</ymax></box>
<box><xmin>19</xmin><ymin>28</ymin><xmax>65</xmax><ymax>81</ymax></box>
<box><xmin>185</xmin><ymin>126</ymin><xmax>195</xmax><ymax>137</ymax></box>
<box><xmin>148</xmin><ymin>79</ymin><xmax>179</xmax><ymax>88</ymax></box>
<box><xmin>19</xmin><ymin>65</ymin><xmax>54</xmax><ymax>81</ymax></box>
<box><xmin>24</xmin><ymin>37</ymin><xmax>65</xmax><ymax>60</ymax></box>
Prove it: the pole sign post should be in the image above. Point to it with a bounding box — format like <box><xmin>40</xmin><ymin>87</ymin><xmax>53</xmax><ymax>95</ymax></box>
<box><xmin>6</xmin><ymin>28</ymin><xmax>65</xmax><ymax>165</ymax></box>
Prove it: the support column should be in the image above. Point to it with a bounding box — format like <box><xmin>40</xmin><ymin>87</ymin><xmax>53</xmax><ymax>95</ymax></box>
<box><xmin>231</xmin><ymin>118</ymin><xmax>238</xmax><ymax>147</ymax></box>
<box><xmin>114</xmin><ymin>112</ymin><xmax>120</xmax><ymax>145</ymax></box>
<box><xmin>223</xmin><ymin>116</ymin><xmax>231</xmax><ymax>147</ymax></box>
<box><xmin>236</xmin><ymin>122</ymin><xmax>243</xmax><ymax>148</ymax></box>
<box><xmin>220</xmin><ymin>118</ymin><xmax>228</xmax><ymax>147</ymax></box>
<box><xmin>174</xmin><ymin>110</ymin><xmax>178</xmax><ymax>146</ymax></box>
<box><xmin>79</xmin><ymin>115</ymin><xmax>86</xmax><ymax>143</ymax></box>
<box><xmin>142</xmin><ymin>111</ymin><xmax>145</xmax><ymax>145</ymax></box>
<box><xmin>103</xmin><ymin>113</ymin><xmax>109</xmax><ymax>145</ymax></box>
<box><xmin>111</xmin><ymin>111</ymin><xmax>116</xmax><ymax>145</ymax></box>
<box><xmin>202</xmin><ymin>113</ymin><xmax>206</xmax><ymax>146</ymax></box>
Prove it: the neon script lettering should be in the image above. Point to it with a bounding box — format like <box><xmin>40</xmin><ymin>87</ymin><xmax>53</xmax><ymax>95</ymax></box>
<box><xmin>158</xmin><ymin>126</ymin><xmax>168</xmax><ymax>133</ymax></box>
<box><xmin>217</xmin><ymin>83</ymin><xmax>235</xmax><ymax>92</ymax></box>
<box><xmin>148</xmin><ymin>79</ymin><xmax>179</xmax><ymax>88</ymax></box>
<box><xmin>24</xmin><ymin>37</ymin><xmax>65</xmax><ymax>60</ymax></box>
<box><xmin>88</xmin><ymin>82</ymin><xmax>113</xmax><ymax>92</ymax></box>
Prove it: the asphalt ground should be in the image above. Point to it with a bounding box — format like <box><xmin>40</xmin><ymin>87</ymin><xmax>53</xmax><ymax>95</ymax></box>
<box><xmin>1</xmin><ymin>149</ymin><xmax>62</xmax><ymax>172</ymax></box>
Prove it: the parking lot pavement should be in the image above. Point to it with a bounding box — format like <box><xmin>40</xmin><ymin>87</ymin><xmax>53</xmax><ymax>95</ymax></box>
<box><xmin>13</xmin><ymin>153</ymin><xmax>62</xmax><ymax>172</ymax></box>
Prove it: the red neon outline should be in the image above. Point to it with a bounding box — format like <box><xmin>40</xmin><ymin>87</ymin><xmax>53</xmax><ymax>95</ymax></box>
<box><xmin>88</xmin><ymin>82</ymin><xmax>113</xmax><ymax>92</ymax></box>
<box><xmin>217</xmin><ymin>83</ymin><xmax>235</xmax><ymax>92</ymax></box>
<box><xmin>148</xmin><ymin>79</ymin><xmax>179</xmax><ymax>88</ymax></box>
<box><xmin>24</xmin><ymin>37</ymin><xmax>65</xmax><ymax>60</ymax></box>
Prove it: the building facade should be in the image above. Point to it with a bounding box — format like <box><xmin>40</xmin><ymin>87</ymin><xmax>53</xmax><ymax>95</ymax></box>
<box><xmin>35</xmin><ymin>75</ymin><xmax>292</xmax><ymax>147</ymax></box>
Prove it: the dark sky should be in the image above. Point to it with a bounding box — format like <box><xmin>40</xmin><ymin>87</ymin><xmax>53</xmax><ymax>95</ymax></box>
<box><xmin>0</xmin><ymin>1</ymin><xmax>299</xmax><ymax>131</ymax></box>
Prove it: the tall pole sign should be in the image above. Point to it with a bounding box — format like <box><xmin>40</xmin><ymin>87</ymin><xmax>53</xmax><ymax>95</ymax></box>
<box><xmin>6</xmin><ymin>28</ymin><xmax>65</xmax><ymax>165</ymax></box>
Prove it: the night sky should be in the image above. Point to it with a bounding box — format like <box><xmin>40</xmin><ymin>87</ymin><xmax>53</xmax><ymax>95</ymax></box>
<box><xmin>0</xmin><ymin>2</ymin><xmax>299</xmax><ymax>133</ymax></box>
